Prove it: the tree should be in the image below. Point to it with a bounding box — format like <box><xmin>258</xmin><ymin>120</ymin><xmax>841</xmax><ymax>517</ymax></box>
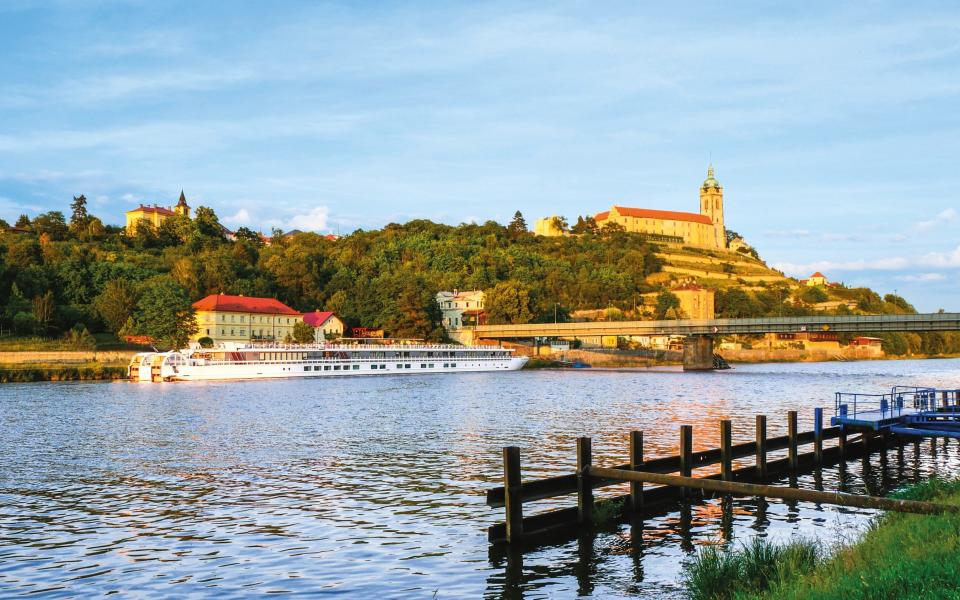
<box><xmin>570</xmin><ymin>216</ymin><xmax>598</xmax><ymax>235</ymax></box>
<box><xmin>800</xmin><ymin>286</ymin><xmax>829</xmax><ymax>304</ymax></box>
<box><xmin>550</xmin><ymin>216</ymin><xmax>568</xmax><ymax>233</ymax></box>
<box><xmin>15</xmin><ymin>214</ymin><xmax>30</xmax><ymax>228</ymax></box>
<box><xmin>0</xmin><ymin>217</ymin><xmax>9</xmax><ymax>229</ymax></box>
<box><xmin>32</xmin><ymin>291</ymin><xmax>55</xmax><ymax>334</ymax></box>
<box><xmin>234</xmin><ymin>227</ymin><xmax>264</xmax><ymax>246</ymax></box>
<box><xmin>506</xmin><ymin>211</ymin><xmax>527</xmax><ymax>237</ymax></box>
<box><xmin>135</xmin><ymin>276</ymin><xmax>197</xmax><ymax>349</ymax></box>
<box><xmin>484</xmin><ymin>280</ymin><xmax>533</xmax><ymax>324</ymax></box>
<box><xmin>94</xmin><ymin>280</ymin><xmax>139</xmax><ymax>334</ymax></box>
<box><xmin>293</xmin><ymin>320</ymin><xmax>315</xmax><ymax>343</ymax></box>
<box><xmin>64</xmin><ymin>324</ymin><xmax>96</xmax><ymax>349</ymax></box>
<box><xmin>193</xmin><ymin>206</ymin><xmax>224</xmax><ymax>240</ymax></box>
<box><xmin>32</xmin><ymin>211</ymin><xmax>68</xmax><ymax>240</ymax></box>
<box><xmin>655</xmin><ymin>291</ymin><xmax>681</xmax><ymax>319</ymax></box>
<box><xmin>69</xmin><ymin>194</ymin><xmax>89</xmax><ymax>232</ymax></box>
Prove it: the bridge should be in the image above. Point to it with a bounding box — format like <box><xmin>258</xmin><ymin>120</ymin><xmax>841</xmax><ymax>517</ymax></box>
<box><xmin>473</xmin><ymin>313</ymin><xmax>960</xmax><ymax>370</ymax></box>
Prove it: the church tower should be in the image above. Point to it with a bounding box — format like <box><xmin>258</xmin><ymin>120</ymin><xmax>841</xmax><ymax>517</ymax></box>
<box><xmin>699</xmin><ymin>164</ymin><xmax>725</xmax><ymax>249</ymax></box>
<box><xmin>174</xmin><ymin>190</ymin><xmax>191</xmax><ymax>218</ymax></box>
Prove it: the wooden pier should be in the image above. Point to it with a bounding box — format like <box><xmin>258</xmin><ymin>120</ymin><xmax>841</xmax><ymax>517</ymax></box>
<box><xmin>487</xmin><ymin>399</ymin><xmax>960</xmax><ymax>546</ymax></box>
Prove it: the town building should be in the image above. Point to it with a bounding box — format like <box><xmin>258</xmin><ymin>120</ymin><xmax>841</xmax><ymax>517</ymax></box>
<box><xmin>125</xmin><ymin>191</ymin><xmax>191</xmax><ymax>233</ymax></box>
<box><xmin>801</xmin><ymin>272</ymin><xmax>832</xmax><ymax>287</ymax></box>
<box><xmin>436</xmin><ymin>290</ymin><xmax>486</xmax><ymax>344</ymax></box>
<box><xmin>533</xmin><ymin>216</ymin><xmax>566</xmax><ymax>236</ymax></box>
<box><xmin>671</xmin><ymin>284</ymin><xmax>715</xmax><ymax>320</ymax></box>
<box><xmin>534</xmin><ymin>165</ymin><xmax>727</xmax><ymax>250</ymax></box>
<box><xmin>191</xmin><ymin>293</ymin><xmax>302</xmax><ymax>345</ymax></box>
<box><xmin>302</xmin><ymin>311</ymin><xmax>345</xmax><ymax>342</ymax></box>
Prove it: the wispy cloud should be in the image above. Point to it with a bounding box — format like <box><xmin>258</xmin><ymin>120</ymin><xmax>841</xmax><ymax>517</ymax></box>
<box><xmin>897</xmin><ymin>272</ymin><xmax>946</xmax><ymax>282</ymax></box>
<box><xmin>773</xmin><ymin>257</ymin><xmax>911</xmax><ymax>277</ymax></box>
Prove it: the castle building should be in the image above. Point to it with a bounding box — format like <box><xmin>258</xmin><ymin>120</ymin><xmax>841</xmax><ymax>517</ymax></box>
<box><xmin>534</xmin><ymin>165</ymin><xmax>727</xmax><ymax>250</ymax></box>
<box><xmin>125</xmin><ymin>191</ymin><xmax>191</xmax><ymax>233</ymax></box>
<box><xmin>593</xmin><ymin>165</ymin><xmax>726</xmax><ymax>249</ymax></box>
<box><xmin>436</xmin><ymin>290</ymin><xmax>486</xmax><ymax>345</ymax></box>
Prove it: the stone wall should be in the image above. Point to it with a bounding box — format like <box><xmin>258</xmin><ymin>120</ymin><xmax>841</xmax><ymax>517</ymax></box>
<box><xmin>0</xmin><ymin>351</ymin><xmax>138</xmax><ymax>365</ymax></box>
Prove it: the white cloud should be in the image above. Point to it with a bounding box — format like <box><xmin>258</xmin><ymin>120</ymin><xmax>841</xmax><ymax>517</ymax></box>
<box><xmin>897</xmin><ymin>273</ymin><xmax>946</xmax><ymax>282</ymax></box>
<box><xmin>911</xmin><ymin>208</ymin><xmax>958</xmax><ymax>233</ymax></box>
<box><xmin>286</xmin><ymin>206</ymin><xmax>330</xmax><ymax>232</ymax></box>
<box><xmin>223</xmin><ymin>208</ymin><xmax>252</xmax><ymax>227</ymax></box>
<box><xmin>764</xmin><ymin>229</ymin><xmax>811</xmax><ymax>238</ymax></box>
<box><xmin>918</xmin><ymin>246</ymin><xmax>960</xmax><ymax>268</ymax></box>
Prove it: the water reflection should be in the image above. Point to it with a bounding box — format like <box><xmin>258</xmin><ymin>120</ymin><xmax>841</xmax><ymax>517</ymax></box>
<box><xmin>1</xmin><ymin>359</ymin><xmax>960</xmax><ymax>598</ymax></box>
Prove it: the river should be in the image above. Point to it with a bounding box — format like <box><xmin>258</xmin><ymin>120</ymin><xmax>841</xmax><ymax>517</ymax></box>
<box><xmin>2</xmin><ymin>359</ymin><xmax>960</xmax><ymax>598</ymax></box>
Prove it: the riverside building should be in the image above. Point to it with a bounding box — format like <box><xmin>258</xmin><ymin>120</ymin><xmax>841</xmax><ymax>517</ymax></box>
<box><xmin>191</xmin><ymin>294</ymin><xmax>302</xmax><ymax>345</ymax></box>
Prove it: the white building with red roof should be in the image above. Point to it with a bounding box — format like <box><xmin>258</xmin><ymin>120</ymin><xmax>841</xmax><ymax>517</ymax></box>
<box><xmin>191</xmin><ymin>293</ymin><xmax>302</xmax><ymax>345</ymax></box>
<box><xmin>302</xmin><ymin>311</ymin><xmax>345</xmax><ymax>341</ymax></box>
<box><xmin>801</xmin><ymin>272</ymin><xmax>831</xmax><ymax>287</ymax></box>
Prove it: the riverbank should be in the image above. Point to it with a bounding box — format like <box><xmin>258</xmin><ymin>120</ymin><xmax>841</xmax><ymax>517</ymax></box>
<box><xmin>684</xmin><ymin>478</ymin><xmax>960</xmax><ymax>599</ymax></box>
<box><xmin>0</xmin><ymin>363</ymin><xmax>127</xmax><ymax>383</ymax></box>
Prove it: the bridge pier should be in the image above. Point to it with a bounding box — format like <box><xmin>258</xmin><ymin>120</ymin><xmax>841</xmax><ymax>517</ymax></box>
<box><xmin>682</xmin><ymin>335</ymin><xmax>715</xmax><ymax>371</ymax></box>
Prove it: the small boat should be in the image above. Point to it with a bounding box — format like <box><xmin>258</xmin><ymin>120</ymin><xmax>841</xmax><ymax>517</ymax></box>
<box><xmin>129</xmin><ymin>342</ymin><xmax>527</xmax><ymax>382</ymax></box>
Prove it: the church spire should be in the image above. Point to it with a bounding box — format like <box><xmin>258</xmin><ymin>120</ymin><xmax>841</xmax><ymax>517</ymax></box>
<box><xmin>702</xmin><ymin>163</ymin><xmax>720</xmax><ymax>189</ymax></box>
<box><xmin>177</xmin><ymin>190</ymin><xmax>188</xmax><ymax>207</ymax></box>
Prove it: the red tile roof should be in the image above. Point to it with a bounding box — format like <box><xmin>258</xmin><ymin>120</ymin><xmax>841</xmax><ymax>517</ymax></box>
<box><xmin>810</xmin><ymin>272</ymin><xmax>826</xmax><ymax>278</ymax></box>
<box><xmin>601</xmin><ymin>205</ymin><xmax>713</xmax><ymax>225</ymax></box>
<box><xmin>192</xmin><ymin>294</ymin><xmax>301</xmax><ymax>315</ymax></box>
<box><xmin>302</xmin><ymin>311</ymin><xmax>337</xmax><ymax>327</ymax></box>
<box><xmin>127</xmin><ymin>204</ymin><xmax>176</xmax><ymax>216</ymax></box>
<box><xmin>595</xmin><ymin>211</ymin><xmax>610</xmax><ymax>221</ymax></box>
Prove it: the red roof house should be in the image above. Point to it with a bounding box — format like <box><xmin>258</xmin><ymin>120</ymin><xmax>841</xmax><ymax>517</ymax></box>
<box><xmin>192</xmin><ymin>294</ymin><xmax>301</xmax><ymax>315</ymax></box>
<box><xmin>302</xmin><ymin>311</ymin><xmax>336</xmax><ymax>327</ymax></box>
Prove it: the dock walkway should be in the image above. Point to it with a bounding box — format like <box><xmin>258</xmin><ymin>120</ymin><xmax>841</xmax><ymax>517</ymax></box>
<box><xmin>832</xmin><ymin>386</ymin><xmax>960</xmax><ymax>438</ymax></box>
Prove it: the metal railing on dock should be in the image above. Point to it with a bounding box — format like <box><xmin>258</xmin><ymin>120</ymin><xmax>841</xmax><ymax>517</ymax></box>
<box><xmin>486</xmin><ymin>408</ymin><xmax>958</xmax><ymax>546</ymax></box>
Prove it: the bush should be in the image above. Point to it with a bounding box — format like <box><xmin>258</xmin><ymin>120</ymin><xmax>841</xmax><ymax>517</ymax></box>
<box><xmin>12</xmin><ymin>312</ymin><xmax>37</xmax><ymax>335</ymax></box>
<box><xmin>197</xmin><ymin>336</ymin><xmax>214</xmax><ymax>348</ymax></box>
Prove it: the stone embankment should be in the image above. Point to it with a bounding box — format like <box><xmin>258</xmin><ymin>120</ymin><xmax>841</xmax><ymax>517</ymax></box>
<box><xmin>0</xmin><ymin>351</ymin><xmax>137</xmax><ymax>365</ymax></box>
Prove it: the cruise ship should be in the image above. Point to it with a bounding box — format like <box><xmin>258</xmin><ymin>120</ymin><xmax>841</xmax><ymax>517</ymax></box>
<box><xmin>128</xmin><ymin>342</ymin><xmax>528</xmax><ymax>382</ymax></box>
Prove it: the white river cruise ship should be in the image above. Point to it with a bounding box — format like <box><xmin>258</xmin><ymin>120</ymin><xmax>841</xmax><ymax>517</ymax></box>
<box><xmin>129</xmin><ymin>341</ymin><xmax>528</xmax><ymax>382</ymax></box>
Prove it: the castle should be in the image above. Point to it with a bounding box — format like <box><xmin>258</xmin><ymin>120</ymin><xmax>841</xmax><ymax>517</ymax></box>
<box><xmin>535</xmin><ymin>165</ymin><xmax>727</xmax><ymax>250</ymax></box>
<box><xmin>124</xmin><ymin>191</ymin><xmax>191</xmax><ymax>233</ymax></box>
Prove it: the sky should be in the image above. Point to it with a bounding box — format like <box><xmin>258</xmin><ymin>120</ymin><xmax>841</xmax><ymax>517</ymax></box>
<box><xmin>1</xmin><ymin>1</ymin><xmax>959</xmax><ymax>310</ymax></box>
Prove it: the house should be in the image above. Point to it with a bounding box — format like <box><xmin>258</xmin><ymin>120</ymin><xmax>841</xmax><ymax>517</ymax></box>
<box><xmin>191</xmin><ymin>294</ymin><xmax>302</xmax><ymax>346</ymax></box>
<box><xmin>801</xmin><ymin>272</ymin><xmax>830</xmax><ymax>287</ymax></box>
<box><xmin>436</xmin><ymin>290</ymin><xmax>486</xmax><ymax>344</ymax></box>
<box><xmin>125</xmin><ymin>191</ymin><xmax>191</xmax><ymax>233</ymax></box>
<box><xmin>302</xmin><ymin>311</ymin><xmax>345</xmax><ymax>342</ymax></box>
<box><xmin>671</xmin><ymin>284</ymin><xmax>715</xmax><ymax>320</ymax></box>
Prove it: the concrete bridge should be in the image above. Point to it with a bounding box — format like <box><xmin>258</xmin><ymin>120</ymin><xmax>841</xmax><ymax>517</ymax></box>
<box><xmin>473</xmin><ymin>313</ymin><xmax>960</xmax><ymax>370</ymax></box>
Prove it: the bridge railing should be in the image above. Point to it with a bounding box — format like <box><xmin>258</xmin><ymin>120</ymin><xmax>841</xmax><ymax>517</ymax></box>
<box><xmin>835</xmin><ymin>387</ymin><xmax>940</xmax><ymax>419</ymax></box>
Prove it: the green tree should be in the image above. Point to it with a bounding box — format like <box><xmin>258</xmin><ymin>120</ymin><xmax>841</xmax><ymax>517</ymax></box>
<box><xmin>15</xmin><ymin>214</ymin><xmax>30</xmax><ymax>228</ymax></box>
<box><xmin>32</xmin><ymin>211</ymin><xmax>68</xmax><ymax>240</ymax></box>
<box><xmin>506</xmin><ymin>211</ymin><xmax>527</xmax><ymax>237</ymax></box>
<box><xmin>550</xmin><ymin>215</ymin><xmax>568</xmax><ymax>233</ymax></box>
<box><xmin>93</xmin><ymin>280</ymin><xmax>139</xmax><ymax>334</ymax></box>
<box><xmin>484</xmin><ymin>280</ymin><xmax>534</xmax><ymax>324</ymax></box>
<box><xmin>801</xmin><ymin>286</ymin><xmax>829</xmax><ymax>304</ymax></box>
<box><xmin>193</xmin><ymin>206</ymin><xmax>224</xmax><ymax>239</ymax></box>
<box><xmin>234</xmin><ymin>227</ymin><xmax>264</xmax><ymax>245</ymax></box>
<box><xmin>31</xmin><ymin>290</ymin><xmax>55</xmax><ymax>334</ymax></box>
<box><xmin>570</xmin><ymin>215</ymin><xmax>598</xmax><ymax>235</ymax></box>
<box><xmin>69</xmin><ymin>194</ymin><xmax>89</xmax><ymax>233</ymax></box>
<box><xmin>135</xmin><ymin>276</ymin><xmax>197</xmax><ymax>349</ymax></box>
<box><xmin>655</xmin><ymin>291</ymin><xmax>681</xmax><ymax>319</ymax></box>
<box><xmin>293</xmin><ymin>320</ymin><xmax>315</xmax><ymax>343</ymax></box>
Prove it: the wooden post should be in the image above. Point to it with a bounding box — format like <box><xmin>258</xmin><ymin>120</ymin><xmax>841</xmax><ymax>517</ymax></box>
<box><xmin>503</xmin><ymin>446</ymin><xmax>523</xmax><ymax>543</ymax></box>
<box><xmin>788</xmin><ymin>411</ymin><xmax>798</xmax><ymax>470</ymax></box>
<box><xmin>720</xmin><ymin>420</ymin><xmax>732</xmax><ymax>481</ymax></box>
<box><xmin>629</xmin><ymin>431</ymin><xmax>644</xmax><ymax>511</ymax></box>
<box><xmin>680</xmin><ymin>425</ymin><xmax>693</xmax><ymax>498</ymax></box>
<box><xmin>814</xmin><ymin>407</ymin><xmax>824</xmax><ymax>464</ymax></box>
<box><xmin>839</xmin><ymin>425</ymin><xmax>847</xmax><ymax>457</ymax></box>
<box><xmin>577</xmin><ymin>437</ymin><xmax>593</xmax><ymax>524</ymax></box>
<box><xmin>755</xmin><ymin>415</ymin><xmax>767</xmax><ymax>478</ymax></box>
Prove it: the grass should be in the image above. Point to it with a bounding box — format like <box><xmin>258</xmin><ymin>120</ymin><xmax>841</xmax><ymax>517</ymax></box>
<box><xmin>0</xmin><ymin>334</ymin><xmax>150</xmax><ymax>351</ymax></box>
<box><xmin>682</xmin><ymin>478</ymin><xmax>960</xmax><ymax>600</ymax></box>
<box><xmin>0</xmin><ymin>363</ymin><xmax>127</xmax><ymax>383</ymax></box>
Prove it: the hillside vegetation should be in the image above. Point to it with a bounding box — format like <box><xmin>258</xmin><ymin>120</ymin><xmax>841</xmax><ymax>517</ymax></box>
<box><xmin>0</xmin><ymin>200</ymin><xmax>952</xmax><ymax>354</ymax></box>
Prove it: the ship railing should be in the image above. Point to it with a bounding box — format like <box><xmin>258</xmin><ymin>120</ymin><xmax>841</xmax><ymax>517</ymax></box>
<box><xmin>235</xmin><ymin>342</ymin><xmax>508</xmax><ymax>352</ymax></box>
<box><xmin>194</xmin><ymin>355</ymin><xmax>514</xmax><ymax>367</ymax></box>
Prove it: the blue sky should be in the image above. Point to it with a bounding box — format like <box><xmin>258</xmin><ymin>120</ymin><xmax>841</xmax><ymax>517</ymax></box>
<box><xmin>1</xmin><ymin>2</ymin><xmax>959</xmax><ymax>310</ymax></box>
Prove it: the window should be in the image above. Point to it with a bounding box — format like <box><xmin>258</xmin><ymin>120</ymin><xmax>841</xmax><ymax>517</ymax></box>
<box><xmin>334</xmin><ymin>365</ymin><xmax>341</xmax><ymax>370</ymax></box>
<box><xmin>231</xmin><ymin>329</ymin><xmax>235</xmax><ymax>335</ymax></box>
<box><xmin>371</xmin><ymin>365</ymin><xmax>378</xmax><ymax>370</ymax></box>
<box><xmin>397</xmin><ymin>364</ymin><xmax>403</xmax><ymax>369</ymax></box>
<box><xmin>420</xmin><ymin>364</ymin><xmax>426</xmax><ymax>369</ymax></box>
<box><xmin>206</xmin><ymin>329</ymin><xmax>210</xmax><ymax>335</ymax></box>
<box><xmin>324</xmin><ymin>366</ymin><xmax>331</xmax><ymax>371</ymax></box>
<box><xmin>240</xmin><ymin>330</ymin><xmax>245</xmax><ymax>335</ymax></box>
<box><xmin>352</xmin><ymin>365</ymin><xmax>359</xmax><ymax>370</ymax></box>
<box><xmin>221</xmin><ymin>329</ymin><xmax>225</xmax><ymax>335</ymax></box>
<box><xmin>405</xmin><ymin>364</ymin><xmax>411</xmax><ymax>369</ymax></box>
<box><xmin>303</xmin><ymin>366</ymin><xmax>310</xmax><ymax>372</ymax></box>
<box><xmin>428</xmin><ymin>364</ymin><xmax>434</xmax><ymax>368</ymax></box>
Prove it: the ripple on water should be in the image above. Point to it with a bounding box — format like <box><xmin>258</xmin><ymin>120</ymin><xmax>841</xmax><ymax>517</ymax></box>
<box><xmin>2</xmin><ymin>360</ymin><xmax>960</xmax><ymax>598</ymax></box>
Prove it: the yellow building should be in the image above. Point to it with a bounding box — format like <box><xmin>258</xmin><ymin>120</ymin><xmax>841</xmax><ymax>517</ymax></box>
<box><xmin>533</xmin><ymin>216</ymin><xmax>566</xmax><ymax>236</ymax></box>
<box><xmin>191</xmin><ymin>294</ymin><xmax>302</xmax><ymax>346</ymax></box>
<box><xmin>671</xmin><ymin>284</ymin><xmax>715</xmax><ymax>320</ymax></box>
<box><xmin>302</xmin><ymin>311</ymin><xmax>345</xmax><ymax>341</ymax></box>
<box><xmin>535</xmin><ymin>165</ymin><xmax>727</xmax><ymax>249</ymax></box>
<box><xmin>125</xmin><ymin>191</ymin><xmax>191</xmax><ymax>233</ymax></box>
<box><xmin>593</xmin><ymin>165</ymin><xmax>725</xmax><ymax>249</ymax></box>
<box><xmin>802</xmin><ymin>272</ymin><xmax>830</xmax><ymax>287</ymax></box>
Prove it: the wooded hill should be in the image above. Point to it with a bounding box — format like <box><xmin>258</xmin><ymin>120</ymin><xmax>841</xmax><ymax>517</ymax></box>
<box><xmin>0</xmin><ymin>200</ymin><xmax>949</xmax><ymax>355</ymax></box>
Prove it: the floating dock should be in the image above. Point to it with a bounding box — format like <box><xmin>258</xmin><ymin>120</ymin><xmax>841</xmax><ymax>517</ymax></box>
<box><xmin>832</xmin><ymin>386</ymin><xmax>960</xmax><ymax>438</ymax></box>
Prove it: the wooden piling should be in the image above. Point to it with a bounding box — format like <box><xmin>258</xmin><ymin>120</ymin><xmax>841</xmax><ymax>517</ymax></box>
<box><xmin>679</xmin><ymin>425</ymin><xmax>693</xmax><ymax>498</ymax></box>
<box><xmin>588</xmin><ymin>466</ymin><xmax>960</xmax><ymax>516</ymax></box>
<box><xmin>814</xmin><ymin>407</ymin><xmax>824</xmax><ymax>464</ymax></box>
<box><xmin>755</xmin><ymin>415</ymin><xmax>767</xmax><ymax>478</ymax></box>
<box><xmin>720</xmin><ymin>420</ymin><xmax>732</xmax><ymax>481</ymax></box>
<box><xmin>503</xmin><ymin>446</ymin><xmax>523</xmax><ymax>543</ymax></box>
<box><xmin>788</xmin><ymin>411</ymin><xmax>798</xmax><ymax>470</ymax></box>
<box><xmin>577</xmin><ymin>437</ymin><xmax>593</xmax><ymax>524</ymax></box>
<box><xmin>839</xmin><ymin>425</ymin><xmax>847</xmax><ymax>457</ymax></box>
<box><xmin>629</xmin><ymin>431</ymin><xmax>643</xmax><ymax>511</ymax></box>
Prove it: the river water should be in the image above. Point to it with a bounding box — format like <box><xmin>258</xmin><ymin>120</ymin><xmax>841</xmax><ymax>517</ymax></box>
<box><xmin>2</xmin><ymin>359</ymin><xmax>960</xmax><ymax>598</ymax></box>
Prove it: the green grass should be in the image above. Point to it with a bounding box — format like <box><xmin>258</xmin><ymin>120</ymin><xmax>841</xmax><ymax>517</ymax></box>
<box><xmin>0</xmin><ymin>363</ymin><xmax>127</xmax><ymax>382</ymax></box>
<box><xmin>682</xmin><ymin>478</ymin><xmax>960</xmax><ymax>600</ymax></box>
<box><xmin>0</xmin><ymin>334</ymin><xmax>150</xmax><ymax>351</ymax></box>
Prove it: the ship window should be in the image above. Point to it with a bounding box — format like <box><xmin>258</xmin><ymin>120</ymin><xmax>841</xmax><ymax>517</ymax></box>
<box><xmin>428</xmin><ymin>363</ymin><xmax>434</xmax><ymax>368</ymax></box>
<box><xmin>405</xmin><ymin>364</ymin><xmax>411</xmax><ymax>369</ymax></box>
<box><xmin>396</xmin><ymin>364</ymin><xmax>402</xmax><ymax>369</ymax></box>
<box><xmin>371</xmin><ymin>364</ymin><xmax>378</xmax><ymax>369</ymax></box>
<box><xmin>303</xmin><ymin>366</ymin><xmax>310</xmax><ymax>371</ymax></box>
<box><xmin>352</xmin><ymin>365</ymin><xmax>359</xmax><ymax>370</ymax></box>
<box><xmin>451</xmin><ymin>363</ymin><xmax>457</xmax><ymax>367</ymax></box>
<box><xmin>334</xmin><ymin>365</ymin><xmax>341</xmax><ymax>370</ymax></box>
<box><xmin>324</xmin><ymin>366</ymin><xmax>331</xmax><ymax>371</ymax></box>
<box><xmin>380</xmin><ymin>364</ymin><xmax>386</xmax><ymax>369</ymax></box>
<box><xmin>421</xmin><ymin>364</ymin><xmax>426</xmax><ymax>368</ymax></box>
